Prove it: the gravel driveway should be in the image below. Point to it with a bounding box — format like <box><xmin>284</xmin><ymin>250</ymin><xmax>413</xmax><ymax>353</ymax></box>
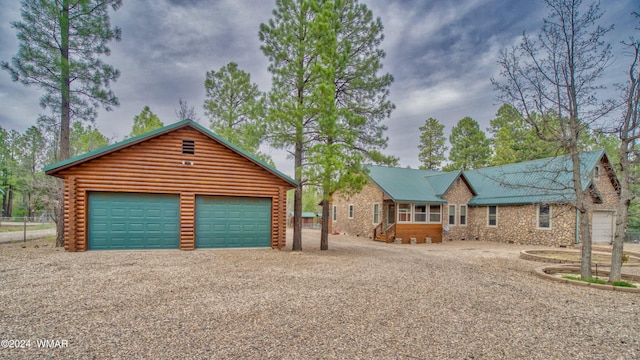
<box><xmin>1</xmin><ymin>229</ymin><xmax>638</xmax><ymax>359</ymax></box>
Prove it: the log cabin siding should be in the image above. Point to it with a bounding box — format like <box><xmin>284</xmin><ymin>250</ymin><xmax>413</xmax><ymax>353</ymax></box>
<box><xmin>180</xmin><ymin>193</ymin><xmax>196</xmax><ymax>250</ymax></box>
<box><xmin>395</xmin><ymin>224</ymin><xmax>443</xmax><ymax>243</ymax></box>
<box><xmin>55</xmin><ymin>127</ymin><xmax>293</xmax><ymax>251</ymax></box>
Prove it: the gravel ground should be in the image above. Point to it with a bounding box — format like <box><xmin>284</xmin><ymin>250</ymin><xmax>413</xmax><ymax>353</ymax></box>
<box><xmin>1</xmin><ymin>230</ymin><xmax>639</xmax><ymax>359</ymax></box>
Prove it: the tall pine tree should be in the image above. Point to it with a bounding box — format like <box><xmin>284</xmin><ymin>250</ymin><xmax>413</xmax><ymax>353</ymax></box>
<box><xmin>2</xmin><ymin>0</ymin><xmax>122</xmax><ymax>246</ymax></box>
<box><xmin>445</xmin><ymin>117</ymin><xmax>492</xmax><ymax>171</ymax></box>
<box><xmin>417</xmin><ymin>117</ymin><xmax>447</xmax><ymax>170</ymax></box>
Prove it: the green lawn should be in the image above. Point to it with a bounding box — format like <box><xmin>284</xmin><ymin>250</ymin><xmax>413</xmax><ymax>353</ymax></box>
<box><xmin>0</xmin><ymin>224</ymin><xmax>55</xmax><ymax>233</ymax></box>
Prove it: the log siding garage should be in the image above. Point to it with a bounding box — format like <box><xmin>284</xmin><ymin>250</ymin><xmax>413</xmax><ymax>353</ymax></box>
<box><xmin>43</xmin><ymin>119</ymin><xmax>297</xmax><ymax>251</ymax></box>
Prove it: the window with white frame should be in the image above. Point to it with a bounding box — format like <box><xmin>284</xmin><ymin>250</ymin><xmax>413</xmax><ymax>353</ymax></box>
<box><xmin>459</xmin><ymin>205</ymin><xmax>467</xmax><ymax>226</ymax></box>
<box><xmin>429</xmin><ymin>205</ymin><xmax>441</xmax><ymax>223</ymax></box>
<box><xmin>448</xmin><ymin>205</ymin><xmax>456</xmax><ymax>225</ymax></box>
<box><xmin>538</xmin><ymin>204</ymin><xmax>551</xmax><ymax>229</ymax></box>
<box><xmin>348</xmin><ymin>204</ymin><xmax>354</xmax><ymax>219</ymax></box>
<box><xmin>488</xmin><ymin>206</ymin><xmax>497</xmax><ymax>226</ymax></box>
<box><xmin>332</xmin><ymin>205</ymin><xmax>337</xmax><ymax>222</ymax></box>
<box><xmin>398</xmin><ymin>203</ymin><xmax>411</xmax><ymax>222</ymax></box>
<box><xmin>373</xmin><ymin>203</ymin><xmax>380</xmax><ymax>224</ymax></box>
<box><xmin>414</xmin><ymin>204</ymin><xmax>427</xmax><ymax>223</ymax></box>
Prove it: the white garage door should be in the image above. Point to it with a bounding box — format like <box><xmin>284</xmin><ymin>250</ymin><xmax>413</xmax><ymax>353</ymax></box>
<box><xmin>592</xmin><ymin>211</ymin><xmax>614</xmax><ymax>244</ymax></box>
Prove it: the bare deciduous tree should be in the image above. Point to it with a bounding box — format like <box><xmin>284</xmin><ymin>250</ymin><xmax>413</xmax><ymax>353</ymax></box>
<box><xmin>609</xmin><ymin>11</ymin><xmax>640</xmax><ymax>283</ymax></box>
<box><xmin>492</xmin><ymin>0</ymin><xmax>615</xmax><ymax>279</ymax></box>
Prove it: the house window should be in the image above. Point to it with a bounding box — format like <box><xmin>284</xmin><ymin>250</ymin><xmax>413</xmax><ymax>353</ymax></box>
<box><xmin>538</xmin><ymin>204</ymin><xmax>551</xmax><ymax>229</ymax></box>
<box><xmin>594</xmin><ymin>166</ymin><xmax>600</xmax><ymax>179</ymax></box>
<box><xmin>348</xmin><ymin>204</ymin><xmax>354</xmax><ymax>219</ymax></box>
<box><xmin>429</xmin><ymin>205</ymin><xmax>441</xmax><ymax>223</ymax></box>
<box><xmin>398</xmin><ymin>204</ymin><xmax>411</xmax><ymax>222</ymax></box>
<box><xmin>373</xmin><ymin>203</ymin><xmax>380</xmax><ymax>224</ymax></box>
<box><xmin>414</xmin><ymin>204</ymin><xmax>427</xmax><ymax>223</ymax></box>
<box><xmin>448</xmin><ymin>205</ymin><xmax>456</xmax><ymax>226</ymax></box>
<box><xmin>332</xmin><ymin>205</ymin><xmax>337</xmax><ymax>222</ymax></box>
<box><xmin>459</xmin><ymin>205</ymin><xmax>467</xmax><ymax>226</ymax></box>
<box><xmin>182</xmin><ymin>139</ymin><xmax>195</xmax><ymax>154</ymax></box>
<box><xmin>488</xmin><ymin>206</ymin><xmax>497</xmax><ymax>227</ymax></box>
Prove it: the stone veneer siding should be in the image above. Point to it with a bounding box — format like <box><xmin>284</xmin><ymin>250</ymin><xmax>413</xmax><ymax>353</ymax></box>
<box><xmin>458</xmin><ymin>159</ymin><xmax>619</xmax><ymax>247</ymax></box>
<box><xmin>331</xmin><ymin>159</ymin><xmax>619</xmax><ymax>247</ymax></box>
<box><xmin>441</xmin><ymin>177</ymin><xmax>474</xmax><ymax>242</ymax></box>
<box><xmin>465</xmin><ymin>204</ymin><xmax>577</xmax><ymax>247</ymax></box>
<box><xmin>332</xmin><ymin>181</ymin><xmax>384</xmax><ymax>237</ymax></box>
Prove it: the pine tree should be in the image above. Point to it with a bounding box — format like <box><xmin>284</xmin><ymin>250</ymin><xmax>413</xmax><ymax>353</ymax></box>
<box><xmin>2</xmin><ymin>0</ymin><xmax>122</xmax><ymax>247</ymax></box>
<box><xmin>203</xmin><ymin>62</ymin><xmax>267</xmax><ymax>161</ymax></box>
<box><xmin>417</xmin><ymin>118</ymin><xmax>447</xmax><ymax>170</ymax></box>
<box><xmin>129</xmin><ymin>106</ymin><xmax>164</xmax><ymax>138</ymax></box>
<box><xmin>445</xmin><ymin>117</ymin><xmax>492</xmax><ymax>171</ymax></box>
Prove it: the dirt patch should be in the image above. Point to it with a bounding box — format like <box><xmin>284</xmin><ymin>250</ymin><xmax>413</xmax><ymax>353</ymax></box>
<box><xmin>1</xmin><ymin>230</ymin><xmax>639</xmax><ymax>359</ymax></box>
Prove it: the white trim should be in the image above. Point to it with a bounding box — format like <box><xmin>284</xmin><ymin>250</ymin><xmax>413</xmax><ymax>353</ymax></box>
<box><xmin>448</xmin><ymin>204</ymin><xmax>456</xmax><ymax>226</ymax></box>
<box><xmin>429</xmin><ymin>204</ymin><xmax>441</xmax><ymax>224</ymax></box>
<box><xmin>459</xmin><ymin>204</ymin><xmax>467</xmax><ymax>226</ymax></box>
<box><xmin>414</xmin><ymin>204</ymin><xmax>428</xmax><ymax>223</ymax></box>
<box><xmin>348</xmin><ymin>204</ymin><xmax>354</xmax><ymax>219</ymax></box>
<box><xmin>537</xmin><ymin>204</ymin><xmax>552</xmax><ymax>230</ymax></box>
<box><xmin>487</xmin><ymin>206</ymin><xmax>498</xmax><ymax>227</ymax></box>
<box><xmin>372</xmin><ymin>203</ymin><xmax>380</xmax><ymax>224</ymax></box>
<box><xmin>396</xmin><ymin>203</ymin><xmax>442</xmax><ymax>224</ymax></box>
<box><xmin>397</xmin><ymin>203</ymin><xmax>411</xmax><ymax>223</ymax></box>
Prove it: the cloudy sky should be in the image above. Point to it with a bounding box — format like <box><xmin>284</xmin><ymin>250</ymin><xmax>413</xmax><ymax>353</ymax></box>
<box><xmin>0</xmin><ymin>0</ymin><xmax>638</xmax><ymax>176</ymax></box>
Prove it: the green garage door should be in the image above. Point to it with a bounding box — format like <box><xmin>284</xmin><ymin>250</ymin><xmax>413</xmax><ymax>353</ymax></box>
<box><xmin>88</xmin><ymin>192</ymin><xmax>180</xmax><ymax>250</ymax></box>
<box><xmin>196</xmin><ymin>196</ymin><xmax>271</xmax><ymax>248</ymax></box>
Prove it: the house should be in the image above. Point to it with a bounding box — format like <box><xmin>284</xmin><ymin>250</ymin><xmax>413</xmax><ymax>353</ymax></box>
<box><xmin>289</xmin><ymin>212</ymin><xmax>321</xmax><ymax>228</ymax></box>
<box><xmin>330</xmin><ymin>150</ymin><xmax>620</xmax><ymax>247</ymax></box>
<box><xmin>43</xmin><ymin>119</ymin><xmax>297</xmax><ymax>251</ymax></box>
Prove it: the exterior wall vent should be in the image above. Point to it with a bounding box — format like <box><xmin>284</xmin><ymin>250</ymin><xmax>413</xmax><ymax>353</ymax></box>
<box><xmin>182</xmin><ymin>140</ymin><xmax>195</xmax><ymax>154</ymax></box>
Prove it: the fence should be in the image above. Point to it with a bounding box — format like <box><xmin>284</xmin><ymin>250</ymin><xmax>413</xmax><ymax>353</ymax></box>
<box><xmin>0</xmin><ymin>214</ymin><xmax>54</xmax><ymax>224</ymax></box>
<box><xmin>625</xmin><ymin>233</ymin><xmax>640</xmax><ymax>244</ymax></box>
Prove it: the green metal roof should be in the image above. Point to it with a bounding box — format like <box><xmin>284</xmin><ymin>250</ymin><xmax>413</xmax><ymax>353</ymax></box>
<box><xmin>366</xmin><ymin>166</ymin><xmax>453</xmax><ymax>203</ymax></box>
<box><xmin>425</xmin><ymin>171</ymin><xmax>463</xmax><ymax>195</ymax></box>
<box><xmin>465</xmin><ymin>150</ymin><xmax>606</xmax><ymax>206</ymax></box>
<box><xmin>43</xmin><ymin>119</ymin><xmax>298</xmax><ymax>187</ymax></box>
<box><xmin>365</xmin><ymin>150</ymin><xmax>611</xmax><ymax>206</ymax></box>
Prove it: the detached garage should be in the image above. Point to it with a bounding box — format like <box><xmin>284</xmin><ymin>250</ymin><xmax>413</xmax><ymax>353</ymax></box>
<box><xmin>44</xmin><ymin>119</ymin><xmax>297</xmax><ymax>251</ymax></box>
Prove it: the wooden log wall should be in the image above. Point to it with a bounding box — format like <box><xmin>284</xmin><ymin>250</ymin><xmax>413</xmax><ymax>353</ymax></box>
<box><xmin>395</xmin><ymin>223</ymin><xmax>443</xmax><ymax>243</ymax></box>
<box><xmin>180</xmin><ymin>193</ymin><xmax>195</xmax><ymax>250</ymax></box>
<box><xmin>56</xmin><ymin>127</ymin><xmax>294</xmax><ymax>251</ymax></box>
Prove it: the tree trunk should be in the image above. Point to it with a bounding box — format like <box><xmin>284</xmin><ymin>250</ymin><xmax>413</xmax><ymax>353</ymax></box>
<box><xmin>578</xmin><ymin>207</ymin><xmax>592</xmax><ymax>279</ymax></box>
<box><xmin>291</xmin><ymin>128</ymin><xmax>303</xmax><ymax>251</ymax></box>
<box><xmin>6</xmin><ymin>187</ymin><xmax>13</xmax><ymax>218</ymax></box>
<box><xmin>56</xmin><ymin>0</ymin><xmax>71</xmax><ymax>248</ymax></box>
<box><xmin>610</xmin><ymin>152</ymin><xmax>631</xmax><ymax>283</ymax></box>
<box><xmin>55</xmin><ymin>181</ymin><xmax>65</xmax><ymax>249</ymax></box>
<box><xmin>570</xmin><ymin>149</ymin><xmax>592</xmax><ymax>279</ymax></box>
<box><xmin>320</xmin><ymin>197</ymin><xmax>329</xmax><ymax>250</ymax></box>
<box><xmin>609</xmin><ymin>199</ymin><xmax>628</xmax><ymax>283</ymax></box>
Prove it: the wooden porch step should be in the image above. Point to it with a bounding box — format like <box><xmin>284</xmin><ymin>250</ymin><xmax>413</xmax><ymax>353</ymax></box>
<box><xmin>374</xmin><ymin>233</ymin><xmax>387</xmax><ymax>242</ymax></box>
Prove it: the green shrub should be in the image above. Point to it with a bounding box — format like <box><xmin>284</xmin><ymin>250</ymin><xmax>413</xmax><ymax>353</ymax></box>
<box><xmin>611</xmin><ymin>281</ymin><xmax>637</xmax><ymax>288</ymax></box>
<box><xmin>562</xmin><ymin>275</ymin><xmax>606</xmax><ymax>284</ymax></box>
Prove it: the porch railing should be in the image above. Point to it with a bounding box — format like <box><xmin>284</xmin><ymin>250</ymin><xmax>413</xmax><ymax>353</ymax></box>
<box><xmin>385</xmin><ymin>223</ymin><xmax>396</xmax><ymax>241</ymax></box>
<box><xmin>373</xmin><ymin>222</ymin><xmax>383</xmax><ymax>239</ymax></box>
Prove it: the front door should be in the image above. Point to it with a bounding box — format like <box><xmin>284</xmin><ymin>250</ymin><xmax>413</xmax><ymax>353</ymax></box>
<box><xmin>386</xmin><ymin>203</ymin><xmax>395</xmax><ymax>226</ymax></box>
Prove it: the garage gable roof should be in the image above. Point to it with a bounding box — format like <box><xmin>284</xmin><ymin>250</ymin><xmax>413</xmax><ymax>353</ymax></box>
<box><xmin>43</xmin><ymin>119</ymin><xmax>298</xmax><ymax>187</ymax></box>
